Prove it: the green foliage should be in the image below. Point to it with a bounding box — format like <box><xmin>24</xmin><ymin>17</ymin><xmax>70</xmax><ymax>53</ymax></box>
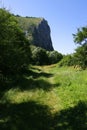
<box><xmin>17</xmin><ymin>16</ymin><xmax>42</xmax><ymax>30</ymax></box>
<box><xmin>0</xmin><ymin>8</ymin><xmax>31</xmax><ymax>86</ymax></box>
<box><xmin>73</xmin><ymin>27</ymin><xmax>87</xmax><ymax>45</ymax></box>
<box><xmin>74</xmin><ymin>44</ymin><xmax>87</xmax><ymax>69</ymax></box>
<box><xmin>47</xmin><ymin>51</ymin><xmax>63</xmax><ymax>64</ymax></box>
<box><xmin>31</xmin><ymin>46</ymin><xmax>49</xmax><ymax>65</ymax></box>
<box><xmin>73</xmin><ymin>26</ymin><xmax>87</xmax><ymax>69</ymax></box>
<box><xmin>58</xmin><ymin>54</ymin><xmax>75</xmax><ymax>67</ymax></box>
<box><xmin>30</xmin><ymin>45</ymin><xmax>63</xmax><ymax>65</ymax></box>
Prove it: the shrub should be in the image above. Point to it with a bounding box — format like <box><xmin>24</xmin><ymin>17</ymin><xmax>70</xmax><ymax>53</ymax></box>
<box><xmin>58</xmin><ymin>54</ymin><xmax>75</xmax><ymax>67</ymax></box>
<box><xmin>47</xmin><ymin>51</ymin><xmax>63</xmax><ymax>64</ymax></box>
<box><xmin>31</xmin><ymin>46</ymin><xmax>49</xmax><ymax>65</ymax></box>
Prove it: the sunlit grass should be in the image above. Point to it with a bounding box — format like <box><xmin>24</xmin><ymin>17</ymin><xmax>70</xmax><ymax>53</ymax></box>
<box><xmin>1</xmin><ymin>65</ymin><xmax>87</xmax><ymax>111</ymax></box>
<box><xmin>53</xmin><ymin>66</ymin><xmax>87</xmax><ymax>109</ymax></box>
<box><xmin>1</xmin><ymin>64</ymin><xmax>87</xmax><ymax>130</ymax></box>
<box><xmin>1</xmin><ymin>87</ymin><xmax>61</xmax><ymax>113</ymax></box>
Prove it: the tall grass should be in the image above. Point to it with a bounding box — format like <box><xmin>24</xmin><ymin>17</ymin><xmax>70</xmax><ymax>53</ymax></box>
<box><xmin>0</xmin><ymin>64</ymin><xmax>87</xmax><ymax>130</ymax></box>
<box><xmin>53</xmin><ymin>67</ymin><xmax>87</xmax><ymax>109</ymax></box>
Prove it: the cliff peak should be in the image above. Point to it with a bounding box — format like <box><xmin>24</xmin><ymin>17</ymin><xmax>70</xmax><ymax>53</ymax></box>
<box><xmin>17</xmin><ymin>16</ymin><xmax>54</xmax><ymax>51</ymax></box>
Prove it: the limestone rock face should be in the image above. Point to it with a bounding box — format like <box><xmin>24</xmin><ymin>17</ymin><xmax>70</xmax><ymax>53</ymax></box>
<box><xmin>33</xmin><ymin>18</ymin><xmax>54</xmax><ymax>51</ymax></box>
<box><xmin>17</xmin><ymin>17</ymin><xmax>54</xmax><ymax>51</ymax></box>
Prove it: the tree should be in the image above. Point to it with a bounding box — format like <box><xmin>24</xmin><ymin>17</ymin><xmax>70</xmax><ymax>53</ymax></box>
<box><xmin>31</xmin><ymin>46</ymin><xmax>48</xmax><ymax>65</ymax></box>
<box><xmin>47</xmin><ymin>51</ymin><xmax>63</xmax><ymax>64</ymax></box>
<box><xmin>74</xmin><ymin>44</ymin><xmax>87</xmax><ymax>69</ymax></box>
<box><xmin>0</xmin><ymin>8</ymin><xmax>31</xmax><ymax>85</ymax></box>
<box><xmin>73</xmin><ymin>27</ymin><xmax>87</xmax><ymax>45</ymax></box>
<box><xmin>73</xmin><ymin>26</ymin><xmax>87</xmax><ymax>69</ymax></box>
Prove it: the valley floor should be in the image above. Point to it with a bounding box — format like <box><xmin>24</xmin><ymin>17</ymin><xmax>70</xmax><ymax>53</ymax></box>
<box><xmin>0</xmin><ymin>64</ymin><xmax>87</xmax><ymax>130</ymax></box>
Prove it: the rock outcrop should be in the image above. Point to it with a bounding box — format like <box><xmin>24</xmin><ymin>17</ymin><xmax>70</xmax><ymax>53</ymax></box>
<box><xmin>17</xmin><ymin>17</ymin><xmax>54</xmax><ymax>51</ymax></box>
<box><xmin>32</xmin><ymin>18</ymin><xmax>54</xmax><ymax>51</ymax></box>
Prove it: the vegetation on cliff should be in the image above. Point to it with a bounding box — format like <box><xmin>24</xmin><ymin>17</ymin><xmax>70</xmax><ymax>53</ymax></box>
<box><xmin>17</xmin><ymin>16</ymin><xmax>54</xmax><ymax>51</ymax></box>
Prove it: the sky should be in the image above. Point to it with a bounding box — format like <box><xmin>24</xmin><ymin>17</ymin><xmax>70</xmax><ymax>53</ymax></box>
<box><xmin>0</xmin><ymin>0</ymin><xmax>87</xmax><ymax>54</ymax></box>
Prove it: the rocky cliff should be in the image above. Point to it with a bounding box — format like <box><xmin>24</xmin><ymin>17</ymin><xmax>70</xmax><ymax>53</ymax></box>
<box><xmin>17</xmin><ymin>17</ymin><xmax>54</xmax><ymax>51</ymax></box>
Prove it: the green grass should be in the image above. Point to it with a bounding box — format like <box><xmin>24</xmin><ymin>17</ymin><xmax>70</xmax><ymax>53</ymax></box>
<box><xmin>17</xmin><ymin>17</ymin><xmax>42</xmax><ymax>30</ymax></box>
<box><xmin>0</xmin><ymin>64</ymin><xmax>87</xmax><ymax>130</ymax></box>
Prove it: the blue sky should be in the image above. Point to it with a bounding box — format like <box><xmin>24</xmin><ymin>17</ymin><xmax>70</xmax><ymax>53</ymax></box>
<box><xmin>1</xmin><ymin>0</ymin><xmax>87</xmax><ymax>54</ymax></box>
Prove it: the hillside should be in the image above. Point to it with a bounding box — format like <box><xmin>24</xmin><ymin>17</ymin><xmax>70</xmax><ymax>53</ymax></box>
<box><xmin>17</xmin><ymin>16</ymin><xmax>54</xmax><ymax>51</ymax></box>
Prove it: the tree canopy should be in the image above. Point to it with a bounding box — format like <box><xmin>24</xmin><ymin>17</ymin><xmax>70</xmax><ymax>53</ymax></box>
<box><xmin>73</xmin><ymin>26</ymin><xmax>87</xmax><ymax>69</ymax></box>
<box><xmin>0</xmin><ymin>8</ymin><xmax>31</xmax><ymax>86</ymax></box>
<box><xmin>73</xmin><ymin>27</ymin><xmax>87</xmax><ymax>45</ymax></box>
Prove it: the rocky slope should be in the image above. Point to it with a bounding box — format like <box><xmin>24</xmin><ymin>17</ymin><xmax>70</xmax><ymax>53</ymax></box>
<box><xmin>17</xmin><ymin>17</ymin><xmax>54</xmax><ymax>51</ymax></box>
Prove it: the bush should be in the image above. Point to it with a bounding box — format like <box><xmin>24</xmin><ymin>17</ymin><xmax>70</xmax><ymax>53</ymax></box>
<box><xmin>47</xmin><ymin>51</ymin><xmax>63</xmax><ymax>64</ymax></box>
<box><xmin>73</xmin><ymin>44</ymin><xmax>87</xmax><ymax>69</ymax></box>
<box><xmin>31</xmin><ymin>46</ymin><xmax>49</xmax><ymax>65</ymax></box>
<box><xmin>58</xmin><ymin>54</ymin><xmax>75</xmax><ymax>67</ymax></box>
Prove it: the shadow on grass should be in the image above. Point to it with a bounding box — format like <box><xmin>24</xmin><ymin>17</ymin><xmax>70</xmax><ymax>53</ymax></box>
<box><xmin>22</xmin><ymin>68</ymin><xmax>53</xmax><ymax>79</ymax></box>
<box><xmin>0</xmin><ymin>101</ymin><xmax>53</xmax><ymax>130</ymax></box>
<box><xmin>16</xmin><ymin>76</ymin><xmax>50</xmax><ymax>90</ymax></box>
<box><xmin>53</xmin><ymin>101</ymin><xmax>87</xmax><ymax>130</ymax></box>
<box><xmin>0</xmin><ymin>101</ymin><xmax>87</xmax><ymax>130</ymax></box>
<box><xmin>0</xmin><ymin>68</ymin><xmax>60</xmax><ymax>100</ymax></box>
<box><xmin>14</xmin><ymin>76</ymin><xmax>60</xmax><ymax>91</ymax></box>
<box><xmin>15</xmin><ymin>68</ymin><xmax>60</xmax><ymax>91</ymax></box>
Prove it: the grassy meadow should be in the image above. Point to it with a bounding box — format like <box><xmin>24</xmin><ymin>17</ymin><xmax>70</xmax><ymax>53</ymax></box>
<box><xmin>0</xmin><ymin>64</ymin><xmax>87</xmax><ymax>130</ymax></box>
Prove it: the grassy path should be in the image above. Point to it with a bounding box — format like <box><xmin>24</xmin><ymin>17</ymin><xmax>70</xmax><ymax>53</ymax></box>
<box><xmin>0</xmin><ymin>64</ymin><xmax>87</xmax><ymax>130</ymax></box>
